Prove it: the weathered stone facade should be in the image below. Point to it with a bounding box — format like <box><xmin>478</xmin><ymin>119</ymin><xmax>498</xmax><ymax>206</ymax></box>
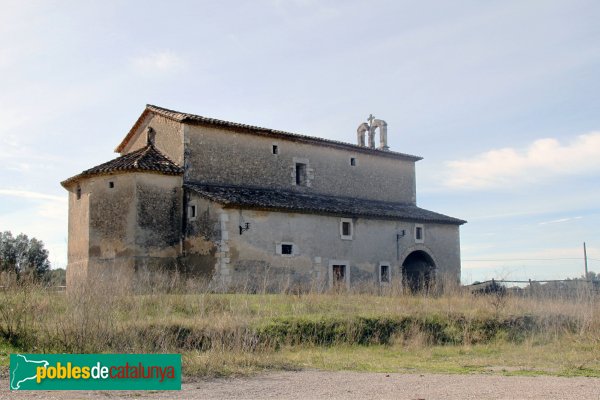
<box><xmin>62</xmin><ymin>105</ymin><xmax>465</xmax><ymax>290</ymax></box>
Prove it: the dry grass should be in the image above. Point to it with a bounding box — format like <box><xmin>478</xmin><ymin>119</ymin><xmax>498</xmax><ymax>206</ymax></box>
<box><xmin>0</xmin><ymin>272</ymin><xmax>598</xmax><ymax>377</ymax></box>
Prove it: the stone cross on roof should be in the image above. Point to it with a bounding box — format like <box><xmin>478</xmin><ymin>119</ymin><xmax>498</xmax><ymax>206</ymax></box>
<box><xmin>367</xmin><ymin>114</ymin><xmax>375</xmax><ymax>126</ymax></box>
<box><xmin>357</xmin><ymin>114</ymin><xmax>388</xmax><ymax>150</ymax></box>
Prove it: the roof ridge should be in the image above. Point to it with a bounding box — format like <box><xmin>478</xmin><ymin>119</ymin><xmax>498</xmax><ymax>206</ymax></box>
<box><xmin>115</xmin><ymin>105</ymin><xmax>423</xmax><ymax>162</ymax></box>
<box><xmin>135</xmin><ymin>143</ymin><xmax>153</xmax><ymax>166</ymax></box>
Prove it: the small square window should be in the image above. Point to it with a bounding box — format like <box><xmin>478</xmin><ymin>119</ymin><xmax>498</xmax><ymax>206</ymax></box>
<box><xmin>281</xmin><ymin>244</ymin><xmax>293</xmax><ymax>255</ymax></box>
<box><xmin>108</xmin><ymin>181</ymin><xmax>114</xmax><ymax>188</ymax></box>
<box><xmin>272</xmin><ymin>145</ymin><xmax>279</xmax><ymax>155</ymax></box>
<box><xmin>277</xmin><ymin>242</ymin><xmax>296</xmax><ymax>256</ymax></box>
<box><xmin>350</xmin><ymin>157</ymin><xmax>356</xmax><ymax>166</ymax></box>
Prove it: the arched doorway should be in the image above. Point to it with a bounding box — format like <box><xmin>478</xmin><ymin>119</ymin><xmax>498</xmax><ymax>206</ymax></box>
<box><xmin>402</xmin><ymin>250</ymin><xmax>436</xmax><ymax>292</ymax></box>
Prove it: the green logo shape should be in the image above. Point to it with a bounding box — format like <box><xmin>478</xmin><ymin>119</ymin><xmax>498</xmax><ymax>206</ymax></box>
<box><xmin>10</xmin><ymin>354</ymin><xmax>181</xmax><ymax>390</ymax></box>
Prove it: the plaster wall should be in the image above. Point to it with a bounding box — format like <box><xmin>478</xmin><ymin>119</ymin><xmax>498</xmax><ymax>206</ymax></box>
<box><xmin>65</xmin><ymin>183</ymin><xmax>90</xmax><ymax>286</ymax></box>
<box><xmin>223</xmin><ymin>209</ymin><xmax>461</xmax><ymax>289</ymax></box>
<box><xmin>182</xmin><ymin>193</ymin><xmax>461</xmax><ymax>289</ymax></box>
<box><xmin>398</xmin><ymin>223</ymin><xmax>462</xmax><ymax>284</ymax></box>
<box><xmin>184</xmin><ymin>125</ymin><xmax>417</xmax><ymax>203</ymax></box>
<box><xmin>88</xmin><ymin>173</ymin><xmax>137</xmax><ymax>259</ymax></box>
<box><xmin>66</xmin><ymin>172</ymin><xmax>183</xmax><ymax>285</ymax></box>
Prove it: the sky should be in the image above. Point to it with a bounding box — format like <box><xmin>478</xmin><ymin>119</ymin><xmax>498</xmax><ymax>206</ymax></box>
<box><xmin>0</xmin><ymin>0</ymin><xmax>599</xmax><ymax>283</ymax></box>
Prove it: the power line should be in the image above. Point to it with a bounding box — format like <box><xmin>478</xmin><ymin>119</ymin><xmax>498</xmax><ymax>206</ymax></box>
<box><xmin>464</xmin><ymin>258</ymin><xmax>600</xmax><ymax>262</ymax></box>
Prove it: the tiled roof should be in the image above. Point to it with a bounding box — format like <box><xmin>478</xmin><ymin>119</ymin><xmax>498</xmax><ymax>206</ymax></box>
<box><xmin>116</xmin><ymin>105</ymin><xmax>423</xmax><ymax>162</ymax></box>
<box><xmin>185</xmin><ymin>183</ymin><xmax>466</xmax><ymax>225</ymax></box>
<box><xmin>61</xmin><ymin>144</ymin><xmax>182</xmax><ymax>187</ymax></box>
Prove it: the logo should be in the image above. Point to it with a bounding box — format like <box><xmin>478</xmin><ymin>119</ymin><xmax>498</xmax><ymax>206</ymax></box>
<box><xmin>10</xmin><ymin>354</ymin><xmax>181</xmax><ymax>390</ymax></box>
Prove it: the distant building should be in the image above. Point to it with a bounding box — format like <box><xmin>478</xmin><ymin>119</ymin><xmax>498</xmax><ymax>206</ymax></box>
<box><xmin>61</xmin><ymin>105</ymin><xmax>465</xmax><ymax>290</ymax></box>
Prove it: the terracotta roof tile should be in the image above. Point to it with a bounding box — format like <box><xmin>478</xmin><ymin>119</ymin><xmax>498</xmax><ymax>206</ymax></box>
<box><xmin>185</xmin><ymin>183</ymin><xmax>466</xmax><ymax>225</ymax></box>
<box><xmin>61</xmin><ymin>144</ymin><xmax>182</xmax><ymax>187</ymax></box>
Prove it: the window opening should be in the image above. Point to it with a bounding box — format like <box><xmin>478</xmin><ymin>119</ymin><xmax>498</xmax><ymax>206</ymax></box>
<box><xmin>340</xmin><ymin>218</ymin><xmax>353</xmax><ymax>240</ymax></box>
<box><xmin>380</xmin><ymin>265</ymin><xmax>390</xmax><ymax>283</ymax></box>
<box><xmin>281</xmin><ymin>244</ymin><xmax>293</xmax><ymax>255</ymax></box>
<box><xmin>416</xmin><ymin>226</ymin><xmax>423</xmax><ymax>241</ymax></box>
<box><xmin>333</xmin><ymin>265</ymin><xmax>346</xmax><ymax>284</ymax></box>
<box><xmin>295</xmin><ymin>163</ymin><xmax>307</xmax><ymax>186</ymax></box>
<box><xmin>342</xmin><ymin>221</ymin><xmax>351</xmax><ymax>236</ymax></box>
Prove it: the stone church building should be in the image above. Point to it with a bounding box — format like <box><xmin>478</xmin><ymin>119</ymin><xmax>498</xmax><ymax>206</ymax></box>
<box><xmin>61</xmin><ymin>105</ymin><xmax>465</xmax><ymax>290</ymax></box>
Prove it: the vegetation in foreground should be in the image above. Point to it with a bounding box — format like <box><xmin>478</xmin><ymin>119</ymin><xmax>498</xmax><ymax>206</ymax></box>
<box><xmin>0</xmin><ymin>273</ymin><xmax>598</xmax><ymax>379</ymax></box>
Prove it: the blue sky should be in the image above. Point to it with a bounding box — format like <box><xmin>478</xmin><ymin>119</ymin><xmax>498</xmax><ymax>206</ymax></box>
<box><xmin>1</xmin><ymin>0</ymin><xmax>599</xmax><ymax>282</ymax></box>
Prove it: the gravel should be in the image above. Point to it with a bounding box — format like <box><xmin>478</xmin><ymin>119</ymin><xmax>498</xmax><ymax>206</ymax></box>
<box><xmin>3</xmin><ymin>371</ymin><xmax>600</xmax><ymax>400</ymax></box>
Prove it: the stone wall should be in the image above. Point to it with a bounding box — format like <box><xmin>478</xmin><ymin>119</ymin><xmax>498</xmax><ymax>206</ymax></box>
<box><xmin>133</xmin><ymin>173</ymin><xmax>182</xmax><ymax>272</ymax></box>
<box><xmin>65</xmin><ymin>109</ymin><xmax>463</xmax><ymax>290</ymax></box>
<box><xmin>183</xmin><ymin>124</ymin><xmax>417</xmax><ymax>204</ymax></box>
<box><xmin>120</xmin><ymin>113</ymin><xmax>185</xmax><ymax>166</ymax></box>
<box><xmin>180</xmin><ymin>194</ymin><xmax>222</xmax><ymax>277</ymax></box>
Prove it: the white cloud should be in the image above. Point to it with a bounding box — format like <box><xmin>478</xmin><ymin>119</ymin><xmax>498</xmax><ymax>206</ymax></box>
<box><xmin>131</xmin><ymin>51</ymin><xmax>186</xmax><ymax>74</ymax></box>
<box><xmin>538</xmin><ymin>216</ymin><xmax>582</xmax><ymax>225</ymax></box>
<box><xmin>0</xmin><ymin>189</ymin><xmax>66</xmax><ymax>202</ymax></box>
<box><xmin>445</xmin><ymin>132</ymin><xmax>600</xmax><ymax>189</ymax></box>
<box><xmin>0</xmin><ymin>190</ymin><xmax>67</xmax><ymax>268</ymax></box>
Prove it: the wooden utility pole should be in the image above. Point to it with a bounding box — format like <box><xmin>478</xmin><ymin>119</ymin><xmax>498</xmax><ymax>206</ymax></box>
<box><xmin>584</xmin><ymin>242</ymin><xmax>588</xmax><ymax>279</ymax></box>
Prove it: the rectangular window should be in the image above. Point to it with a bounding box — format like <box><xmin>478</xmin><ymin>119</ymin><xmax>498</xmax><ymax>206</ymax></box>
<box><xmin>350</xmin><ymin>157</ymin><xmax>356</xmax><ymax>166</ymax></box>
<box><xmin>332</xmin><ymin>265</ymin><xmax>346</xmax><ymax>284</ymax></box>
<box><xmin>292</xmin><ymin>157</ymin><xmax>311</xmax><ymax>187</ymax></box>
<box><xmin>415</xmin><ymin>224</ymin><xmax>424</xmax><ymax>243</ymax></box>
<box><xmin>329</xmin><ymin>260</ymin><xmax>349</xmax><ymax>289</ymax></box>
<box><xmin>108</xmin><ymin>181</ymin><xmax>114</xmax><ymax>188</ymax></box>
<box><xmin>295</xmin><ymin>163</ymin><xmax>307</xmax><ymax>186</ymax></box>
<box><xmin>281</xmin><ymin>244</ymin><xmax>293</xmax><ymax>255</ymax></box>
<box><xmin>188</xmin><ymin>204</ymin><xmax>197</xmax><ymax>221</ymax></box>
<box><xmin>340</xmin><ymin>218</ymin><xmax>353</xmax><ymax>240</ymax></box>
<box><xmin>380</xmin><ymin>264</ymin><xmax>390</xmax><ymax>283</ymax></box>
<box><xmin>342</xmin><ymin>222</ymin><xmax>351</xmax><ymax>236</ymax></box>
<box><xmin>272</xmin><ymin>145</ymin><xmax>279</xmax><ymax>154</ymax></box>
<box><xmin>76</xmin><ymin>186</ymin><xmax>81</xmax><ymax>200</ymax></box>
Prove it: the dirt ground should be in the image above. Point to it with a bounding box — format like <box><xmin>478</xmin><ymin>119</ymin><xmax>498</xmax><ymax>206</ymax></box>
<box><xmin>3</xmin><ymin>371</ymin><xmax>600</xmax><ymax>400</ymax></box>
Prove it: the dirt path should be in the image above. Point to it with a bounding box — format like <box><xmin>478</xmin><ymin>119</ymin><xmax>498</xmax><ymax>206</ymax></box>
<box><xmin>3</xmin><ymin>371</ymin><xmax>600</xmax><ymax>399</ymax></box>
